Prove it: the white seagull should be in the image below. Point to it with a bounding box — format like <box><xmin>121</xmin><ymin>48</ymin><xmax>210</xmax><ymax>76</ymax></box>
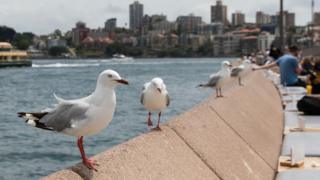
<box><xmin>17</xmin><ymin>69</ymin><xmax>128</xmax><ymax>171</ymax></box>
<box><xmin>140</xmin><ymin>78</ymin><xmax>170</xmax><ymax>130</ymax></box>
<box><xmin>231</xmin><ymin>60</ymin><xmax>251</xmax><ymax>86</ymax></box>
<box><xmin>198</xmin><ymin>61</ymin><xmax>232</xmax><ymax>97</ymax></box>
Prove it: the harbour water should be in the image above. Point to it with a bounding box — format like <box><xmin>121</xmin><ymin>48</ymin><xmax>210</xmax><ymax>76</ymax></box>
<box><xmin>0</xmin><ymin>58</ymin><xmax>232</xmax><ymax>179</ymax></box>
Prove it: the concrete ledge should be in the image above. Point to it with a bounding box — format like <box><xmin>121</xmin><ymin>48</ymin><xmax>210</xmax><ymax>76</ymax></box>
<box><xmin>168</xmin><ymin>102</ymin><xmax>275</xmax><ymax>180</ymax></box>
<box><xmin>44</xmin><ymin>70</ymin><xmax>283</xmax><ymax>180</ymax></box>
<box><xmin>208</xmin><ymin>72</ymin><xmax>283</xmax><ymax>169</ymax></box>
<box><xmin>42</xmin><ymin>170</ymin><xmax>82</xmax><ymax>180</ymax></box>
<box><xmin>47</xmin><ymin>126</ymin><xmax>219</xmax><ymax>180</ymax></box>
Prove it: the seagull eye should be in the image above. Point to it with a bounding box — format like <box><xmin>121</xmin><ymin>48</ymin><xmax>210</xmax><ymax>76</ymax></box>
<box><xmin>108</xmin><ymin>74</ymin><xmax>113</xmax><ymax>78</ymax></box>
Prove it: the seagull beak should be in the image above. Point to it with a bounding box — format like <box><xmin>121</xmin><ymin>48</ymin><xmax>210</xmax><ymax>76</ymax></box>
<box><xmin>116</xmin><ymin>79</ymin><xmax>129</xmax><ymax>85</ymax></box>
<box><xmin>157</xmin><ymin>88</ymin><xmax>162</xmax><ymax>93</ymax></box>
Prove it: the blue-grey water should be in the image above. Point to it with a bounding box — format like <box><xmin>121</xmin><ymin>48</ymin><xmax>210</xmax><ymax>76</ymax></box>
<box><xmin>0</xmin><ymin>58</ymin><xmax>232</xmax><ymax>180</ymax></box>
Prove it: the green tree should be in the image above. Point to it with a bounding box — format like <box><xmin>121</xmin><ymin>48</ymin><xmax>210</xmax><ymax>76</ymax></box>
<box><xmin>13</xmin><ymin>32</ymin><xmax>35</xmax><ymax>50</ymax></box>
<box><xmin>0</xmin><ymin>26</ymin><xmax>16</xmax><ymax>42</ymax></box>
<box><xmin>49</xmin><ymin>46</ymin><xmax>69</xmax><ymax>56</ymax></box>
<box><xmin>105</xmin><ymin>43</ymin><xmax>126</xmax><ymax>57</ymax></box>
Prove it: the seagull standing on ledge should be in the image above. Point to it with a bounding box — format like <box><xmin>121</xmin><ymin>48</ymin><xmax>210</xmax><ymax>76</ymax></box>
<box><xmin>198</xmin><ymin>61</ymin><xmax>232</xmax><ymax>97</ymax></box>
<box><xmin>140</xmin><ymin>78</ymin><xmax>170</xmax><ymax>130</ymax></box>
<box><xmin>231</xmin><ymin>60</ymin><xmax>251</xmax><ymax>86</ymax></box>
<box><xmin>18</xmin><ymin>70</ymin><xmax>128</xmax><ymax>171</ymax></box>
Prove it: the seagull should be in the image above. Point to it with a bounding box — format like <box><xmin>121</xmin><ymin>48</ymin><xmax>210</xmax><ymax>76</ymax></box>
<box><xmin>17</xmin><ymin>69</ymin><xmax>128</xmax><ymax>171</ymax></box>
<box><xmin>231</xmin><ymin>60</ymin><xmax>251</xmax><ymax>86</ymax></box>
<box><xmin>198</xmin><ymin>61</ymin><xmax>232</xmax><ymax>97</ymax></box>
<box><xmin>140</xmin><ymin>78</ymin><xmax>170</xmax><ymax>130</ymax></box>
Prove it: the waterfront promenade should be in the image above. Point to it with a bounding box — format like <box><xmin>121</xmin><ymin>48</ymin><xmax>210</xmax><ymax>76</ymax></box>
<box><xmin>44</xmin><ymin>68</ymin><xmax>286</xmax><ymax>179</ymax></box>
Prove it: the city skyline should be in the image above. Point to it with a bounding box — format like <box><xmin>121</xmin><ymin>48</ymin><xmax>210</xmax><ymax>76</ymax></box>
<box><xmin>0</xmin><ymin>0</ymin><xmax>317</xmax><ymax>34</ymax></box>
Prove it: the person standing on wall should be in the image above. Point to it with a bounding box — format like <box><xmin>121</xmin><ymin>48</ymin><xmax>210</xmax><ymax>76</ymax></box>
<box><xmin>253</xmin><ymin>45</ymin><xmax>306</xmax><ymax>87</ymax></box>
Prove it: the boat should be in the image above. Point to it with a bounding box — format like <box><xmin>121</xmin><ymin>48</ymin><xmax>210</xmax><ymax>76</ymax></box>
<box><xmin>0</xmin><ymin>42</ymin><xmax>32</xmax><ymax>68</ymax></box>
<box><xmin>112</xmin><ymin>53</ymin><xmax>133</xmax><ymax>62</ymax></box>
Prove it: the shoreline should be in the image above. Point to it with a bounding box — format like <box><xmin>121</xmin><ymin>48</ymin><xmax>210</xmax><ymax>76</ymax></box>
<box><xmin>29</xmin><ymin>56</ymin><xmax>239</xmax><ymax>60</ymax></box>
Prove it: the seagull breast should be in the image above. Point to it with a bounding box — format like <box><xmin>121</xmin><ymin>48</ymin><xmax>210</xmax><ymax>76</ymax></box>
<box><xmin>142</xmin><ymin>87</ymin><xmax>168</xmax><ymax>112</ymax></box>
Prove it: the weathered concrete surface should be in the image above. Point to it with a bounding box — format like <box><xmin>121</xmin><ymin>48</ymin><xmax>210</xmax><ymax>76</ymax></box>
<box><xmin>168</xmin><ymin>102</ymin><xmax>275</xmax><ymax>180</ymax></box>
<box><xmin>44</xmin><ymin>70</ymin><xmax>283</xmax><ymax>180</ymax></box>
<box><xmin>45</xmin><ymin>126</ymin><xmax>219</xmax><ymax>180</ymax></box>
<box><xmin>42</xmin><ymin>170</ymin><xmax>82</xmax><ymax>180</ymax></box>
<box><xmin>208</xmin><ymin>72</ymin><xmax>283</xmax><ymax>170</ymax></box>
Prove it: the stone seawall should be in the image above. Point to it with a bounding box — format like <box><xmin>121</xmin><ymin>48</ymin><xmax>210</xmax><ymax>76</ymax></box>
<box><xmin>44</xmin><ymin>70</ymin><xmax>283</xmax><ymax>180</ymax></box>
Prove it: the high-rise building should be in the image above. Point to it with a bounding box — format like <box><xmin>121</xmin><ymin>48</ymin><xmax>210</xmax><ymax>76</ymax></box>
<box><xmin>285</xmin><ymin>11</ymin><xmax>295</xmax><ymax>29</ymax></box>
<box><xmin>274</xmin><ymin>11</ymin><xmax>295</xmax><ymax>30</ymax></box>
<box><xmin>271</xmin><ymin>15</ymin><xmax>278</xmax><ymax>25</ymax></box>
<box><xmin>232</xmin><ymin>11</ymin><xmax>245</xmax><ymax>26</ymax></box>
<box><xmin>256</xmin><ymin>11</ymin><xmax>271</xmax><ymax>25</ymax></box>
<box><xmin>105</xmin><ymin>18</ymin><xmax>117</xmax><ymax>32</ymax></box>
<box><xmin>129</xmin><ymin>1</ymin><xmax>144</xmax><ymax>30</ymax></box>
<box><xmin>72</xmin><ymin>21</ymin><xmax>90</xmax><ymax>46</ymax></box>
<box><xmin>314</xmin><ymin>12</ymin><xmax>320</xmax><ymax>25</ymax></box>
<box><xmin>177</xmin><ymin>15</ymin><xmax>202</xmax><ymax>34</ymax></box>
<box><xmin>211</xmin><ymin>0</ymin><xmax>228</xmax><ymax>26</ymax></box>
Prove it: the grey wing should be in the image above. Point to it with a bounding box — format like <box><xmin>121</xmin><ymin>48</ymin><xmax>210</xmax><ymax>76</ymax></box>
<box><xmin>40</xmin><ymin>103</ymin><xmax>89</xmax><ymax>132</ymax></box>
<box><xmin>140</xmin><ymin>92</ymin><xmax>145</xmax><ymax>105</ymax></box>
<box><xmin>166</xmin><ymin>94</ymin><xmax>170</xmax><ymax>107</ymax></box>
<box><xmin>231</xmin><ymin>67</ymin><xmax>243</xmax><ymax>77</ymax></box>
<box><xmin>207</xmin><ymin>75</ymin><xmax>221</xmax><ymax>87</ymax></box>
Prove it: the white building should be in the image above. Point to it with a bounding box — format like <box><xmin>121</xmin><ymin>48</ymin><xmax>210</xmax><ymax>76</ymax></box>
<box><xmin>47</xmin><ymin>39</ymin><xmax>67</xmax><ymax>49</ymax></box>
<box><xmin>258</xmin><ymin>32</ymin><xmax>275</xmax><ymax>51</ymax></box>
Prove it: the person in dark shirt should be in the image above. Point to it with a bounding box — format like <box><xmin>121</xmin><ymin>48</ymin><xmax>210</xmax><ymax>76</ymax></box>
<box><xmin>300</xmin><ymin>56</ymin><xmax>314</xmax><ymax>76</ymax></box>
<box><xmin>269</xmin><ymin>47</ymin><xmax>282</xmax><ymax>61</ymax></box>
<box><xmin>253</xmin><ymin>45</ymin><xmax>306</xmax><ymax>87</ymax></box>
<box><xmin>310</xmin><ymin>58</ymin><xmax>320</xmax><ymax>94</ymax></box>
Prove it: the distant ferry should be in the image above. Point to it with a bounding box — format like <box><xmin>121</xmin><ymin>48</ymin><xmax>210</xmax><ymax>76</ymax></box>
<box><xmin>0</xmin><ymin>42</ymin><xmax>32</xmax><ymax>68</ymax></box>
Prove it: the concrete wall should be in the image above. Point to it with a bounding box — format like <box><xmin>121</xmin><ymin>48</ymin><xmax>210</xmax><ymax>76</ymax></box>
<box><xmin>43</xmin><ymin>70</ymin><xmax>283</xmax><ymax>180</ymax></box>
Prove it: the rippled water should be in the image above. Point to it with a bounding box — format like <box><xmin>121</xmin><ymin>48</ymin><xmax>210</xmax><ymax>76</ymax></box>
<box><xmin>0</xmin><ymin>58</ymin><xmax>232</xmax><ymax>179</ymax></box>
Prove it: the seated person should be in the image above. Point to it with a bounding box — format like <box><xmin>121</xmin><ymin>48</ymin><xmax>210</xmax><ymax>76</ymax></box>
<box><xmin>310</xmin><ymin>58</ymin><xmax>320</xmax><ymax>94</ymax></box>
<box><xmin>253</xmin><ymin>45</ymin><xmax>306</xmax><ymax>87</ymax></box>
<box><xmin>300</xmin><ymin>56</ymin><xmax>314</xmax><ymax>76</ymax></box>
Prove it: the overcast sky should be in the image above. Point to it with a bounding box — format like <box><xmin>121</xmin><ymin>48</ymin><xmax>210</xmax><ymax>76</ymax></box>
<box><xmin>0</xmin><ymin>0</ymin><xmax>317</xmax><ymax>35</ymax></box>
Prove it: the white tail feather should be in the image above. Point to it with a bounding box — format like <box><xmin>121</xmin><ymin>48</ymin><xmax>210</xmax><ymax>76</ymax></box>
<box><xmin>26</xmin><ymin>120</ymin><xmax>36</xmax><ymax>126</ymax></box>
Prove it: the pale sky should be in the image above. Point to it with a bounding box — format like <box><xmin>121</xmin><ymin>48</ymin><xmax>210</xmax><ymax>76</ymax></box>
<box><xmin>0</xmin><ymin>0</ymin><xmax>317</xmax><ymax>35</ymax></box>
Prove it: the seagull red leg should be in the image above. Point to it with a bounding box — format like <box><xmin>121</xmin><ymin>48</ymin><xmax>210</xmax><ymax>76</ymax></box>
<box><xmin>77</xmin><ymin>136</ymin><xmax>98</xmax><ymax>171</ymax></box>
<box><xmin>153</xmin><ymin>112</ymin><xmax>162</xmax><ymax>131</ymax></box>
<box><xmin>147</xmin><ymin>112</ymin><xmax>153</xmax><ymax>128</ymax></box>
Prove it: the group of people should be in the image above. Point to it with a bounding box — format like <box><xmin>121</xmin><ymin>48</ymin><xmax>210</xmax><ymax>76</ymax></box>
<box><xmin>254</xmin><ymin>45</ymin><xmax>320</xmax><ymax>94</ymax></box>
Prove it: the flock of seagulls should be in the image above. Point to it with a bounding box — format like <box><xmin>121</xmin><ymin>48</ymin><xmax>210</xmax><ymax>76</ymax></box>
<box><xmin>17</xmin><ymin>59</ymin><xmax>251</xmax><ymax>171</ymax></box>
<box><xmin>198</xmin><ymin>59</ymin><xmax>252</xmax><ymax>97</ymax></box>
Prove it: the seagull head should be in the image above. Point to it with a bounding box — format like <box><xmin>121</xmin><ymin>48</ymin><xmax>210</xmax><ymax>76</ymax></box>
<box><xmin>98</xmin><ymin>69</ymin><xmax>129</xmax><ymax>88</ymax></box>
<box><xmin>221</xmin><ymin>61</ymin><xmax>232</xmax><ymax>69</ymax></box>
<box><xmin>151</xmin><ymin>77</ymin><xmax>165</xmax><ymax>93</ymax></box>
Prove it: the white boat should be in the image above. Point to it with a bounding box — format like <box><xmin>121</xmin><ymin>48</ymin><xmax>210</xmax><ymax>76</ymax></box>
<box><xmin>112</xmin><ymin>54</ymin><xmax>133</xmax><ymax>62</ymax></box>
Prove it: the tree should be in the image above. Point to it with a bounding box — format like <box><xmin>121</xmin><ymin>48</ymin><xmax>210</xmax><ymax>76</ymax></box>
<box><xmin>49</xmin><ymin>46</ymin><xmax>69</xmax><ymax>56</ymax></box>
<box><xmin>53</xmin><ymin>29</ymin><xmax>63</xmax><ymax>38</ymax></box>
<box><xmin>0</xmin><ymin>26</ymin><xmax>16</xmax><ymax>42</ymax></box>
<box><xmin>105</xmin><ymin>43</ymin><xmax>126</xmax><ymax>57</ymax></box>
<box><xmin>13</xmin><ymin>32</ymin><xmax>35</xmax><ymax>50</ymax></box>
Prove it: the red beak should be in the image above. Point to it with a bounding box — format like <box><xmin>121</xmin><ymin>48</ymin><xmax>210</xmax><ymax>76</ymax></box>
<box><xmin>116</xmin><ymin>79</ymin><xmax>129</xmax><ymax>85</ymax></box>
